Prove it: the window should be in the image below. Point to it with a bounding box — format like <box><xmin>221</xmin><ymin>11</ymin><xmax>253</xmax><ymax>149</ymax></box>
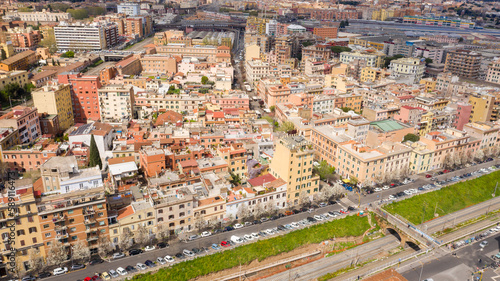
<box><xmin>99</xmin><ymin>221</ymin><xmax>105</xmax><ymax>226</ymax></box>
<box><xmin>43</xmin><ymin>224</ymin><xmax>49</xmax><ymax>229</ymax></box>
<box><xmin>45</xmin><ymin>233</ymin><xmax>51</xmax><ymax>238</ymax></box>
<box><xmin>72</xmin><ymin>236</ymin><xmax>78</xmax><ymax>240</ymax></box>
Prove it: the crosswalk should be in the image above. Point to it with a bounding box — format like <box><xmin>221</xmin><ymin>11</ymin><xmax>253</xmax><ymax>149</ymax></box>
<box><xmin>340</xmin><ymin>197</ymin><xmax>357</xmax><ymax>208</ymax></box>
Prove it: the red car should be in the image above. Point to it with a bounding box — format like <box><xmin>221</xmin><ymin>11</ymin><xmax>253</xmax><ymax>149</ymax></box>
<box><xmin>220</xmin><ymin>241</ymin><xmax>229</xmax><ymax>247</ymax></box>
<box><xmin>443</xmin><ymin>170</ymin><xmax>449</xmax><ymax>173</ymax></box>
<box><xmin>340</xmin><ymin>209</ymin><xmax>349</xmax><ymax>214</ymax></box>
<box><xmin>425</xmin><ymin>174</ymin><xmax>432</xmax><ymax>178</ymax></box>
<box><xmin>84</xmin><ymin>278</ymin><xmax>92</xmax><ymax>281</ymax></box>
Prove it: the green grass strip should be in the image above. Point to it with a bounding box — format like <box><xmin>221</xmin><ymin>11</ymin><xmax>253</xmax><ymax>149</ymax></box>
<box><xmin>385</xmin><ymin>170</ymin><xmax>500</xmax><ymax>225</ymax></box>
<box><xmin>132</xmin><ymin>215</ymin><xmax>371</xmax><ymax>281</ymax></box>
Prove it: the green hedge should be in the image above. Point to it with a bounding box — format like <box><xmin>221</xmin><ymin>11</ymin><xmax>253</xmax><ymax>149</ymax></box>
<box><xmin>132</xmin><ymin>215</ymin><xmax>371</xmax><ymax>281</ymax></box>
<box><xmin>385</xmin><ymin>170</ymin><xmax>500</xmax><ymax>225</ymax></box>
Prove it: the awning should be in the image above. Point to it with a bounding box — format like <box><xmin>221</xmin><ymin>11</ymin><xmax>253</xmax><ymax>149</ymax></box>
<box><xmin>342</xmin><ymin>179</ymin><xmax>350</xmax><ymax>183</ymax></box>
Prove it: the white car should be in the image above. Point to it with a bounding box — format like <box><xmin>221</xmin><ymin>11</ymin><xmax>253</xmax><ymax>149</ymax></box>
<box><xmin>244</xmin><ymin>234</ymin><xmax>253</xmax><ymax>241</ymax></box>
<box><xmin>116</xmin><ymin>267</ymin><xmax>127</xmax><ymax>276</ymax></box>
<box><xmin>230</xmin><ymin>235</ymin><xmax>245</xmax><ymax>244</ymax></box>
<box><xmin>374</xmin><ymin>188</ymin><xmax>382</xmax><ymax>192</ymax></box>
<box><xmin>164</xmin><ymin>255</ymin><xmax>175</xmax><ymax>263</ymax></box>
<box><xmin>404</xmin><ymin>190</ymin><xmax>412</xmax><ymax>195</ymax></box>
<box><xmin>324</xmin><ymin>213</ymin><xmax>333</xmax><ymax>218</ymax></box>
<box><xmin>156</xmin><ymin>257</ymin><xmax>166</xmax><ymax>265</ymax></box>
<box><xmin>136</xmin><ymin>263</ymin><xmax>147</xmax><ymax>270</ymax></box>
<box><xmin>291</xmin><ymin>222</ymin><xmax>299</xmax><ymax>228</ymax></box>
<box><xmin>265</xmin><ymin>229</ymin><xmax>275</xmax><ymax>235</ymax></box>
<box><xmin>251</xmin><ymin>233</ymin><xmax>260</xmax><ymax>239</ymax></box>
<box><xmin>382</xmin><ymin>185</ymin><xmax>390</xmax><ymax>190</ymax></box>
<box><xmin>233</xmin><ymin>223</ymin><xmax>244</xmax><ymax>229</ymax></box>
<box><xmin>388</xmin><ymin>195</ymin><xmax>396</xmax><ymax>200</ymax></box>
<box><xmin>313</xmin><ymin>215</ymin><xmax>323</xmax><ymax>221</ymax></box>
<box><xmin>480</xmin><ymin>241</ymin><xmax>489</xmax><ymax>248</ymax></box>
<box><xmin>144</xmin><ymin>245</ymin><xmax>156</xmax><ymax>251</ymax></box>
<box><xmin>183</xmin><ymin>249</ymin><xmax>195</xmax><ymax>257</ymax></box>
<box><xmin>200</xmin><ymin>231</ymin><xmax>212</xmax><ymax>237</ymax></box>
<box><xmin>53</xmin><ymin>267</ymin><xmax>68</xmax><ymax>276</ymax></box>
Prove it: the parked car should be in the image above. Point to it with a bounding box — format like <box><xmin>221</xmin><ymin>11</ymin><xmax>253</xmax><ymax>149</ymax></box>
<box><xmin>144</xmin><ymin>260</ymin><xmax>156</xmax><ymax>267</ymax></box>
<box><xmin>37</xmin><ymin>272</ymin><xmax>51</xmax><ymax>279</ymax></box>
<box><xmin>116</xmin><ymin>267</ymin><xmax>127</xmax><ymax>276</ymax></box>
<box><xmin>125</xmin><ymin>266</ymin><xmax>137</xmax><ymax>273</ymax></box>
<box><xmin>188</xmin><ymin>235</ymin><xmax>199</xmax><ymax>241</ymax></box>
<box><xmin>144</xmin><ymin>245</ymin><xmax>156</xmax><ymax>251</ymax></box>
<box><xmin>211</xmin><ymin>243</ymin><xmax>221</xmax><ymax>250</ymax></box>
<box><xmin>319</xmin><ymin>202</ymin><xmax>327</xmax><ymax>208</ymax></box>
<box><xmin>112</xmin><ymin>252</ymin><xmax>125</xmax><ymax>259</ymax></box>
<box><xmin>89</xmin><ymin>258</ymin><xmax>104</xmax><ymax>265</ymax></box>
<box><xmin>136</xmin><ymin>263</ymin><xmax>147</xmax><ymax>270</ymax></box>
<box><xmin>183</xmin><ymin>249</ymin><xmax>195</xmax><ymax>257</ymax></box>
<box><xmin>156</xmin><ymin>257</ymin><xmax>166</xmax><ymax>265</ymax></box>
<box><xmin>425</xmin><ymin>174</ymin><xmax>432</xmax><ymax>178</ymax></box>
<box><xmin>260</xmin><ymin>217</ymin><xmax>269</xmax><ymax>223</ymax></box>
<box><xmin>200</xmin><ymin>231</ymin><xmax>211</xmax><ymax>237</ymax></box>
<box><xmin>224</xmin><ymin>226</ymin><xmax>235</xmax><ymax>232</ymax></box>
<box><xmin>220</xmin><ymin>241</ymin><xmax>230</xmax><ymax>247</ymax></box>
<box><xmin>21</xmin><ymin>276</ymin><xmax>36</xmax><ymax>281</ymax></box>
<box><xmin>129</xmin><ymin>249</ymin><xmax>143</xmax><ymax>256</ymax></box>
<box><xmin>53</xmin><ymin>267</ymin><xmax>68</xmax><ymax>276</ymax></box>
<box><xmin>157</xmin><ymin>242</ymin><xmax>169</xmax><ymax>248</ymax></box>
<box><xmin>233</xmin><ymin>223</ymin><xmax>244</xmax><ymax>229</ymax></box>
<box><xmin>108</xmin><ymin>270</ymin><xmax>119</xmax><ymax>278</ymax></box>
<box><xmin>480</xmin><ymin>241</ymin><xmax>489</xmax><ymax>248</ymax></box>
<box><xmin>100</xmin><ymin>272</ymin><xmax>111</xmax><ymax>280</ymax></box>
<box><xmin>175</xmin><ymin>253</ymin><xmax>185</xmax><ymax>259</ymax></box>
<box><xmin>71</xmin><ymin>264</ymin><xmax>85</xmax><ymax>270</ymax></box>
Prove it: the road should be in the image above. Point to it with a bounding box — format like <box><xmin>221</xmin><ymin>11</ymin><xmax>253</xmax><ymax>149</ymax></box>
<box><xmin>126</xmin><ymin>36</ymin><xmax>155</xmax><ymax>52</ymax></box>
<box><xmin>402</xmin><ymin>232</ymin><xmax>500</xmax><ymax>281</ymax></box>
<box><xmin>261</xmin><ymin>236</ymin><xmax>401</xmax><ymax>281</ymax></box>
<box><xmin>40</xmin><ymin>158</ymin><xmax>499</xmax><ymax>281</ymax></box>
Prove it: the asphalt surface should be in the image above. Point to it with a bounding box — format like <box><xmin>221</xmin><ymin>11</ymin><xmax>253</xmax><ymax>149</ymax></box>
<box><xmin>402</xmin><ymin>232</ymin><xmax>500</xmax><ymax>281</ymax></box>
<box><xmin>32</xmin><ymin>158</ymin><xmax>500</xmax><ymax>280</ymax></box>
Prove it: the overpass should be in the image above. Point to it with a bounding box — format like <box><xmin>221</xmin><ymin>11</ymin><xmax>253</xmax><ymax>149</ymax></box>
<box><xmin>371</xmin><ymin>207</ymin><xmax>440</xmax><ymax>251</ymax></box>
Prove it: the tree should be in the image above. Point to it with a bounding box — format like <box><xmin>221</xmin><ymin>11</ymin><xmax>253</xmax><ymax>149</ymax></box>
<box><xmin>474</xmin><ymin>149</ymin><xmax>485</xmax><ymax>162</ymax></box>
<box><xmin>236</xmin><ymin>204</ymin><xmax>250</xmax><ymax>221</ymax></box>
<box><xmin>135</xmin><ymin>225</ymin><xmax>150</xmax><ymax>246</ymax></box>
<box><xmin>229</xmin><ymin>172</ymin><xmax>241</xmax><ymax>186</ymax></box>
<box><xmin>71</xmin><ymin>240</ymin><xmax>90</xmax><ymax>262</ymax></box>
<box><xmin>88</xmin><ymin>135</ymin><xmax>102</xmax><ymax>169</ymax></box>
<box><xmin>265</xmin><ymin>200</ymin><xmax>277</xmax><ymax>216</ymax></box>
<box><xmin>330</xmin><ymin>46</ymin><xmax>351</xmax><ymax>56</ymax></box>
<box><xmin>67</xmin><ymin>8</ymin><xmax>89</xmax><ymax>20</ymax></box>
<box><xmin>253</xmin><ymin>201</ymin><xmax>265</xmax><ymax>218</ymax></box>
<box><xmin>403</xmin><ymin>133</ymin><xmax>420</xmax><ymax>143</ymax></box>
<box><xmin>1</xmin><ymin>49</ymin><xmax>6</xmax><ymax>60</ymax></box>
<box><xmin>340</xmin><ymin>107</ymin><xmax>352</xmax><ymax>113</ymax></box>
<box><xmin>201</xmin><ymin>76</ymin><xmax>209</xmax><ymax>85</ymax></box>
<box><xmin>384</xmin><ymin>54</ymin><xmax>404</xmax><ymax>68</ymax></box>
<box><xmin>443</xmin><ymin>153</ymin><xmax>454</xmax><ymax>169</ymax></box>
<box><xmin>156</xmin><ymin>223</ymin><xmax>170</xmax><ymax>242</ymax></box>
<box><xmin>27</xmin><ymin>248</ymin><xmax>45</xmax><ymax>275</ymax></box>
<box><xmin>313</xmin><ymin>160</ymin><xmax>335</xmax><ymax>181</ymax></box>
<box><xmin>350</xmin><ymin>175</ymin><xmax>359</xmax><ymax>186</ymax></box>
<box><xmin>61</xmin><ymin>51</ymin><xmax>75</xmax><ymax>58</ymax></box>
<box><xmin>269</xmin><ymin>105</ymin><xmax>275</xmax><ymax>112</ymax></box>
<box><xmin>339</xmin><ymin>20</ymin><xmax>346</xmax><ymax>28</ymax></box>
<box><xmin>97</xmin><ymin>236</ymin><xmax>114</xmax><ymax>257</ymax></box>
<box><xmin>277</xmin><ymin>121</ymin><xmax>295</xmax><ymax>134</ymax></box>
<box><xmin>424</xmin><ymin>58</ymin><xmax>433</xmax><ymax>65</ymax></box>
<box><xmin>118</xmin><ymin>228</ymin><xmax>133</xmax><ymax>250</ymax></box>
<box><xmin>46</xmin><ymin>240</ymin><xmax>67</xmax><ymax>266</ymax></box>
<box><xmin>194</xmin><ymin>214</ymin><xmax>207</xmax><ymax>229</ymax></box>
<box><xmin>302</xmin><ymin>41</ymin><xmax>313</xmax><ymax>47</ymax></box>
<box><xmin>299</xmin><ymin>191</ymin><xmax>311</xmax><ymax>207</ymax></box>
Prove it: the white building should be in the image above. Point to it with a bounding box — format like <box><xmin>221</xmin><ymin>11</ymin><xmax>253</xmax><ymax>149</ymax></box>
<box><xmin>40</xmin><ymin>156</ymin><xmax>103</xmax><ymax>195</ymax></box>
<box><xmin>117</xmin><ymin>3</ymin><xmax>141</xmax><ymax>16</ymax></box>
<box><xmin>54</xmin><ymin>23</ymin><xmax>107</xmax><ymax>51</ymax></box>
<box><xmin>4</xmin><ymin>10</ymin><xmax>71</xmax><ymax>22</ymax></box>
<box><xmin>225</xmin><ymin>177</ymin><xmax>287</xmax><ymax>219</ymax></box>
<box><xmin>313</xmin><ymin>95</ymin><xmax>336</xmax><ymax>114</ymax></box>
<box><xmin>98</xmin><ymin>84</ymin><xmax>135</xmax><ymax>122</ymax></box>
<box><xmin>68</xmin><ymin>122</ymin><xmax>114</xmax><ymax>162</ymax></box>
<box><xmin>245</xmin><ymin>59</ymin><xmax>269</xmax><ymax>83</ymax></box>
<box><xmin>340</xmin><ymin>51</ymin><xmax>380</xmax><ymax>67</ymax></box>
<box><xmin>389</xmin><ymin>57</ymin><xmax>426</xmax><ymax>84</ymax></box>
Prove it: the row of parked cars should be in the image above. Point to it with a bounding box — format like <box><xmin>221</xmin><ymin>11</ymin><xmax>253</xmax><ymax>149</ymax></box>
<box><xmin>90</xmin><ymin>204</ymin><xmax>356</xmax><ymax>279</ymax></box>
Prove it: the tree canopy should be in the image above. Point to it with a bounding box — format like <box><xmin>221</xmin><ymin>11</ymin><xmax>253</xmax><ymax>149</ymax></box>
<box><xmin>313</xmin><ymin>160</ymin><xmax>335</xmax><ymax>181</ymax></box>
<box><xmin>403</xmin><ymin>133</ymin><xmax>420</xmax><ymax>143</ymax></box>
<box><xmin>61</xmin><ymin>51</ymin><xmax>74</xmax><ymax>58</ymax></box>
<box><xmin>89</xmin><ymin>135</ymin><xmax>102</xmax><ymax>169</ymax></box>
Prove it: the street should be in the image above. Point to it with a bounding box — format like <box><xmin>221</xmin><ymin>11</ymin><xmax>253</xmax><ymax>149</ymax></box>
<box><xmin>37</xmin><ymin>159</ymin><xmax>500</xmax><ymax>281</ymax></box>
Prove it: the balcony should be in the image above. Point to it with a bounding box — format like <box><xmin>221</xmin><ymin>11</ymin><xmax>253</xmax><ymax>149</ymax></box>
<box><xmin>56</xmin><ymin>233</ymin><xmax>69</xmax><ymax>240</ymax></box>
<box><xmin>83</xmin><ymin>209</ymin><xmax>95</xmax><ymax>215</ymax></box>
<box><xmin>55</xmin><ymin>225</ymin><xmax>67</xmax><ymax>232</ymax></box>
<box><xmin>52</xmin><ymin>215</ymin><xmax>67</xmax><ymax>223</ymax></box>
<box><xmin>86</xmin><ymin>236</ymin><xmax>98</xmax><ymax>242</ymax></box>
<box><xmin>84</xmin><ymin>218</ymin><xmax>97</xmax><ymax>225</ymax></box>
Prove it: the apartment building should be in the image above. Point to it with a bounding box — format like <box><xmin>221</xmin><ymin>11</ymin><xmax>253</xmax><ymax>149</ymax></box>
<box><xmin>0</xmin><ymin>50</ymin><xmax>37</xmax><ymax>71</ymax></box>
<box><xmin>444</xmin><ymin>50</ymin><xmax>482</xmax><ymax>79</ymax></box>
<box><xmin>37</xmin><ymin>187</ymin><xmax>108</xmax><ymax>257</ymax></box>
<box><xmin>463</xmin><ymin>122</ymin><xmax>499</xmax><ymax>150</ymax></box>
<box><xmin>134</xmin><ymin>93</ymin><xmax>204</xmax><ymax>115</ymax></box>
<box><xmin>217</xmin><ymin>143</ymin><xmax>247</xmax><ymax>182</ymax></box>
<box><xmin>468</xmin><ymin>93</ymin><xmax>500</xmax><ymax>123</ymax></box>
<box><xmin>54</xmin><ymin>23</ymin><xmax>107</xmax><ymax>51</ymax></box>
<box><xmin>108</xmin><ymin>200</ymin><xmax>155</xmax><ymax>249</ymax></box>
<box><xmin>418</xmin><ymin>129</ymin><xmax>473</xmax><ymax>170</ymax></box>
<box><xmin>265</xmin><ymin>84</ymin><xmax>291</xmax><ymax>107</ymax></box>
<box><xmin>244</xmin><ymin>33</ymin><xmax>272</xmax><ymax>53</ymax></box>
<box><xmin>246</xmin><ymin>17</ymin><xmax>270</xmax><ymax>35</ymax></box>
<box><xmin>139</xmin><ymin>149</ymin><xmax>166</xmax><ymax>178</ymax></box>
<box><xmin>245</xmin><ymin>59</ymin><xmax>269</xmax><ymax>83</ymax></box>
<box><xmin>58</xmin><ymin>73</ymin><xmax>102</xmax><ymax>123</ymax></box>
<box><xmin>98</xmin><ymin>84</ymin><xmax>135</xmax><ymax>122</ymax></box>
<box><xmin>389</xmin><ymin>57</ymin><xmax>426</xmax><ymax>84</ymax></box>
<box><xmin>0</xmin><ymin>71</ymin><xmax>29</xmax><ymax>91</ymax></box>
<box><xmin>302</xmin><ymin>44</ymin><xmax>331</xmax><ymax>62</ymax></box>
<box><xmin>269</xmin><ymin>136</ymin><xmax>319</xmax><ymax>204</ymax></box>
<box><xmin>0</xmin><ymin>106</ymin><xmax>40</xmax><ymax>144</ymax></box>
<box><xmin>4</xmin><ymin>10</ymin><xmax>71</xmax><ymax>22</ymax></box>
<box><xmin>6</xmin><ymin>27</ymin><xmax>41</xmax><ymax>50</ymax></box>
<box><xmin>486</xmin><ymin>58</ymin><xmax>500</xmax><ymax>84</ymax></box>
<box><xmin>148</xmin><ymin>186</ymin><xmax>194</xmax><ymax>236</ymax></box>
<box><xmin>0</xmin><ymin>127</ymin><xmax>19</xmax><ymax>151</ymax></box>
<box><xmin>313</xmin><ymin>27</ymin><xmax>338</xmax><ymax>39</ymax></box>
<box><xmin>0</xmin><ymin>181</ymin><xmax>45</xmax><ymax>276</ymax></box>
<box><xmin>117</xmin><ymin>3</ymin><xmax>141</xmax><ymax>16</ymax></box>
<box><xmin>140</xmin><ymin>55</ymin><xmax>177</xmax><ymax>75</ymax></box>
<box><xmin>340</xmin><ymin>51</ymin><xmax>385</xmax><ymax>68</ymax></box>
<box><xmin>157</xmin><ymin>44</ymin><xmax>222</xmax><ymax>63</ymax></box>
<box><xmin>32</xmin><ymin>83</ymin><xmax>74</xmax><ymax>131</ymax></box>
